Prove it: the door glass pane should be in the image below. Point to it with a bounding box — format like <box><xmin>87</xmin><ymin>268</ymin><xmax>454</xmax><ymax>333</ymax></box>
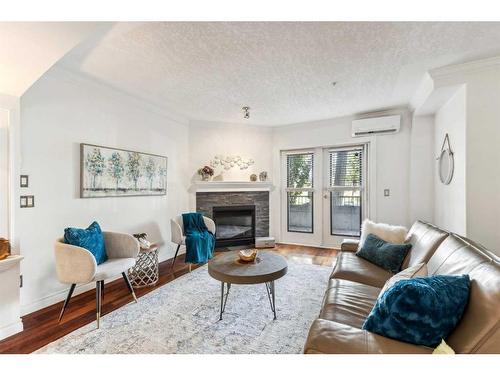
<box><xmin>330</xmin><ymin>190</ymin><xmax>361</xmax><ymax>236</ymax></box>
<box><xmin>287</xmin><ymin>191</ymin><xmax>313</xmax><ymax>233</ymax></box>
<box><xmin>287</xmin><ymin>153</ymin><xmax>313</xmax><ymax>188</ymax></box>
<box><xmin>329</xmin><ymin>149</ymin><xmax>362</xmax><ymax>187</ymax></box>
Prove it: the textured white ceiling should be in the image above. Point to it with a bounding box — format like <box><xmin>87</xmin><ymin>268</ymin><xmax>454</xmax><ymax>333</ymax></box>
<box><xmin>58</xmin><ymin>22</ymin><xmax>500</xmax><ymax>126</ymax></box>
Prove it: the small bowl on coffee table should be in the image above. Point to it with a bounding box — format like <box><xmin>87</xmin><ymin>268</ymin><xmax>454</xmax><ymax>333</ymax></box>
<box><xmin>238</xmin><ymin>249</ymin><xmax>258</xmax><ymax>262</ymax></box>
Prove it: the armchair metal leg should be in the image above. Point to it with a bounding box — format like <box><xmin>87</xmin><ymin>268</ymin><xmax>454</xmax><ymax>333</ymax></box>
<box><xmin>122</xmin><ymin>272</ymin><xmax>138</xmax><ymax>303</ymax></box>
<box><xmin>96</xmin><ymin>281</ymin><xmax>102</xmax><ymax>329</ymax></box>
<box><xmin>100</xmin><ymin>280</ymin><xmax>104</xmax><ymax>301</ymax></box>
<box><xmin>171</xmin><ymin>244</ymin><xmax>181</xmax><ymax>271</ymax></box>
<box><xmin>58</xmin><ymin>283</ymin><xmax>76</xmax><ymax>323</ymax></box>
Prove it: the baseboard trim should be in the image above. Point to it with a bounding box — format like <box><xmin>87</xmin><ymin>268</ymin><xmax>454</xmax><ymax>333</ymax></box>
<box><xmin>0</xmin><ymin>320</ymin><xmax>23</xmax><ymax>341</ymax></box>
<box><xmin>277</xmin><ymin>241</ymin><xmax>338</xmax><ymax>250</ymax></box>
<box><xmin>20</xmin><ymin>252</ymin><xmax>184</xmax><ymax>316</ymax></box>
<box><xmin>20</xmin><ymin>274</ymin><xmax>121</xmax><ymax>316</ymax></box>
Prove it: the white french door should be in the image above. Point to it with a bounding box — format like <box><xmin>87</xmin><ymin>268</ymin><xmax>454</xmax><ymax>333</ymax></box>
<box><xmin>322</xmin><ymin>145</ymin><xmax>367</xmax><ymax>247</ymax></box>
<box><xmin>281</xmin><ymin>144</ymin><xmax>368</xmax><ymax>247</ymax></box>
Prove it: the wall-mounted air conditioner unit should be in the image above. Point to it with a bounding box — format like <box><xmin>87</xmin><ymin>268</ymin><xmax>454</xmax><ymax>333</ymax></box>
<box><xmin>351</xmin><ymin>114</ymin><xmax>401</xmax><ymax>137</ymax></box>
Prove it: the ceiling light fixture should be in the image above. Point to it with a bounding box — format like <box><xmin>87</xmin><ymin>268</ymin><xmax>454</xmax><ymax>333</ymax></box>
<box><xmin>242</xmin><ymin>106</ymin><xmax>250</xmax><ymax>119</ymax></box>
<box><xmin>331</xmin><ymin>81</ymin><xmax>338</xmax><ymax>87</ymax></box>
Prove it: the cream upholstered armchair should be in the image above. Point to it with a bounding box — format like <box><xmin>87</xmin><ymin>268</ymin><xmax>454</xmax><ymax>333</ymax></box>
<box><xmin>54</xmin><ymin>231</ymin><xmax>140</xmax><ymax>328</ymax></box>
<box><xmin>170</xmin><ymin>215</ymin><xmax>216</xmax><ymax>270</ymax></box>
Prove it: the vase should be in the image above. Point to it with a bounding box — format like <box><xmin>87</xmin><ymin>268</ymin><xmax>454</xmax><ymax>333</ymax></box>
<box><xmin>201</xmin><ymin>173</ymin><xmax>211</xmax><ymax>181</ymax></box>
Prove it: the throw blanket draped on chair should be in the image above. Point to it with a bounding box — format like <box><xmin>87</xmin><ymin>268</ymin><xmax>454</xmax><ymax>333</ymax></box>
<box><xmin>182</xmin><ymin>213</ymin><xmax>215</xmax><ymax>264</ymax></box>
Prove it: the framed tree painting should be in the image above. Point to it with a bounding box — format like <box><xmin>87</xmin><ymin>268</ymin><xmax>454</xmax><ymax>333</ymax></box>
<box><xmin>80</xmin><ymin>143</ymin><xmax>167</xmax><ymax>198</ymax></box>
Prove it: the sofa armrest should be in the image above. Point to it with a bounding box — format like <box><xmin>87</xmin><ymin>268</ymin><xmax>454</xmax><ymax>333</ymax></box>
<box><xmin>341</xmin><ymin>239</ymin><xmax>359</xmax><ymax>252</ymax></box>
<box><xmin>54</xmin><ymin>239</ymin><xmax>97</xmax><ymax>284</ymax></box>
<box><xmin>304</xmin><ymin>319</ymin><xmax>433</xmax><ymax>354</ymax></box>
<box><xmin>103</xmin><ymin>231</ymin><xmax>139</xmax><ymax>259</ymax></box>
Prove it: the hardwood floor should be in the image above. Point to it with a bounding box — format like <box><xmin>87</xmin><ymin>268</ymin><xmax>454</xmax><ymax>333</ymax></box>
<box><xmin>0</xmin><ymin>244</ymin><xmax>337</xmax><ymax>354</ymax></box>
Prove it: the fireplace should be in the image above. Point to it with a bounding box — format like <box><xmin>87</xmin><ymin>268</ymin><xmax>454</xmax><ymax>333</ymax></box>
<box><xmin>212</xmin><ymin>205</ymin><xmax>256</xmax><ymax>247</ymax></box>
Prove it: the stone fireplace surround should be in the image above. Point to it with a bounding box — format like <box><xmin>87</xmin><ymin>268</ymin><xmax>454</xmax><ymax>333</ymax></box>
<box><xmin>196</xmin><ymin>191</ymin><xmax>270</xmax><ymax>239</ymax></box>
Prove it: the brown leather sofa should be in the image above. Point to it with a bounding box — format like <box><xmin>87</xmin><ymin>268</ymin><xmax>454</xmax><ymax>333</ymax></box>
<box><xmin>304</xmin><ymin>221</ymin><xmax>500</xmax><ymax>354</ymax></box>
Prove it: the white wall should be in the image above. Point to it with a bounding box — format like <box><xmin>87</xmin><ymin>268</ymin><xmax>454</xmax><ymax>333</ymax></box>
<box><xmin>429</xmin><ymin>59</ymin><xmax>500</xmax><ymax>255</ymax></box>
<box><xmin>0</xmin><ymin>108</ymin><xmax>9</xmax><ymax>239</ymax></box>
<box><xmin>0</xmin><ymin>94</ymin><xmax>23</xmax><ymax>339</ymax></box>
<box><xmin>0</xmin><ymin>94</ymin><xmax>20</xmax><ymax>249</ymax></box>
<box><xmin>188</xmin><ymin>121</ymin><xmax>273</xmax><ymax>182</ymax></box>
<box><xmin>188</xmin><ymin>120</ymin><xmax>273</xmax><ymax>208</ymax></box>
<box><xmin>409</xmin><ymin>115</ymin><xmax>435</xmax><ymax>224</ymax></box>
<box><xmin>18</xmin><ymin>67</ymin><xmax>190</xmax><ymax>313</ymax></box>
<box><xmin>433</xmin><ymin>87</ymin><xmax>466</xmax><ymax>235</ymax></box>
<box><xmin>270</xmin><ymin>109</ymin><xmax>412</xmax><ymax>246</ymax></box>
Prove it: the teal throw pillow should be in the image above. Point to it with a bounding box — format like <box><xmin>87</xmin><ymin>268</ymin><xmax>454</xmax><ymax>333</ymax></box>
<box><xmin>363</xmin><ymin>274</ymin><xmax>470</xmax><ymax>347</ymax></box>
<box><xmin>64</xmin><ymin>221</ymin><xmax>107</xmax><ymax>265</ymax></box>
<box><xmin>356</xmin><ymin>233</ymin><xmax>411</xmax><ymax>273</ymax></box>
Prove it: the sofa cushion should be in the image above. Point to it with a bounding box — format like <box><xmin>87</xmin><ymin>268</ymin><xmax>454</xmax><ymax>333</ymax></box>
<box><xmin>330</xmin><ymin>251</ymin><xmax>393</xmax><ymax>288</ymax></box>
<box><xmin>428</xmin><ymin>235</ymin><xmax>500</xmax><ymax>353</ymax></box>
<box><xmin>427</xmin><ymin>234</ymin><xmax>492</xmax><ymax>276</ymax></box>
<box><xmin>94</xmin><ymin>258</ymin><xmax>136</xmax><ymax>281</ymax></box>
<box><xmin>363</xmin><ymin>274</ymin><xmax>471</xmax><ymax>347</ymax></box>
<box><xmin>356</xmin><ymin>233</ymin><xmax>412</xmax><ymax>273</ymax></box>
<box><xmin>402</xmin><ymin>221</ymin><xmax>448</xmax><ymax>269</ymax></box>
<box><xmin>320</xmin><ymin>278</ymin><xmax>381</xmax><ymax>329</ymax></box>
<box><xmin>379</xmin><ymin>262</ymin><xmax>427</xmax><ymax>297</ymax></box>
<box><xmin>304</xmin><ymin>319</ymin><xmax>433</xmax><ymax>354</ymax></box>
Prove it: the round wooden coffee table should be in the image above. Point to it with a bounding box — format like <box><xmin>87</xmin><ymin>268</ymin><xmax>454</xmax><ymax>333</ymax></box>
<box><xmin>208</xmin><ymin>251</ymin><xmax>288</xmax><ymax>320</ymax></box>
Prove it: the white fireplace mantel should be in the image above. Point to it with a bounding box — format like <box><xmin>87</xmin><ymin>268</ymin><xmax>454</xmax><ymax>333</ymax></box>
<box><xmin>192</xmin><ymin>181</ymin><xmax>274</xmax><ymax>193</ymax></box>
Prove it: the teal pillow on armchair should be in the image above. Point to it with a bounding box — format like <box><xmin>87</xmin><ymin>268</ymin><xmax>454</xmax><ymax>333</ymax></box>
<box><xmin>64</xmin><ymin>221</ymin><xmax>108</xmax><ymax>264</ymax></box>
<box><xmin>363</xmin><ymin>274</ymin><xmax>471</xmax><ymax>347</ymax></box>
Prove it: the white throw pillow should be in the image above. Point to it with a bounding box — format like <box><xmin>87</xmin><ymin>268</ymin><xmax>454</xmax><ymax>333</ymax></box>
<box><xmin>359</xmin><ymin>219</ymin><xmax>408</xmax><ymax>248</ymax></box>
<box><xmin>378</xmin><ymin>263</ymin><xmax>428</xmax><ymax>297</ymax></box>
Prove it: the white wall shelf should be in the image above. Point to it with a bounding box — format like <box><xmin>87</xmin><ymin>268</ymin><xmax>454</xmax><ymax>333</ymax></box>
<box><xmin>192</xmin><ymin>181</ymin><xmax>274</xmax><ymax>193</ymax></box>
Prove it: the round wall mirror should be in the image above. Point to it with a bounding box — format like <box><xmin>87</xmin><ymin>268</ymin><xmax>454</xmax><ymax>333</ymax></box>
<box><xmin>438</xmin><ymin>148</ymin><xmax>454</xmax><ymax>185</ymax></box>
<box><xmin>438</xmin><ymin>133</ymin><xmax>454</xmax><ymax>185</ymax></box>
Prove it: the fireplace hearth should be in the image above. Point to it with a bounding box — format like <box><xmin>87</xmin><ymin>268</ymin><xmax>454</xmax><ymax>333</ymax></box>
<box><xmin>212</xmin><ymin>205</ymin><xmax>256</xmax><ymax>247</ymax></box>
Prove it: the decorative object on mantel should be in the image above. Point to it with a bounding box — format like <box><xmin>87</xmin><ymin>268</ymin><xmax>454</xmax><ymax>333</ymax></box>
<box><xmin>0</xmin><ymin>238</ymin><xmax>10</xmax><ymax>261</ymax></box>
<box><xmin>133</xmin><ymin>233</ymin><xmax>151</xmax><ymax>250</ymax></box>
<box><xmin>259</xmin><ymin>171</ymin><xmax>268</xmax><ymax>181</ymax></box>
<box><xmin>238</xmin><ymin>249</ymin><xmax>258</xmax><ymax>263</ymax></box>
<box><xmin>437</xmin><ymin>133</ymin><xmax>454</xmax><ymax>185</ymax></box>
<box><xmin>80</xmin><ymin>143</ymin><xmax>167</xmax><ymax>198</ymax></box>
<box><xmin>210</xmin><ymin>155</ymin><xmax>254</xmax><ymax>171</ymax></box>
<box><xmin>197</xmin><ymin>165</ymin><xmax>214</xmax><ymax>181</ymax></box>
<box><xmin>250</xmin><ymin>174</ymin><xmax>258</xmax><ymax>182</ymax></box>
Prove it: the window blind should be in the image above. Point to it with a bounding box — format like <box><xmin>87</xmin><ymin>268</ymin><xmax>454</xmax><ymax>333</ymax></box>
<box><xmin>329</xmin><ymin>148</ymin><xmax>363</xmax><ymax>187</ymax></box>
<box><xmin>286</xmin><ymin>153</ymin><xmax>314</xmax><ymax>188</ymax></box>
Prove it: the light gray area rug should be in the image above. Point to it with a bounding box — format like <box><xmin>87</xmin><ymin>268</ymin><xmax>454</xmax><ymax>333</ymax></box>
<box><xmin>36</xmin><ymin>262</ymin><xmax>331</xmax><ymax>354</ymax></box>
